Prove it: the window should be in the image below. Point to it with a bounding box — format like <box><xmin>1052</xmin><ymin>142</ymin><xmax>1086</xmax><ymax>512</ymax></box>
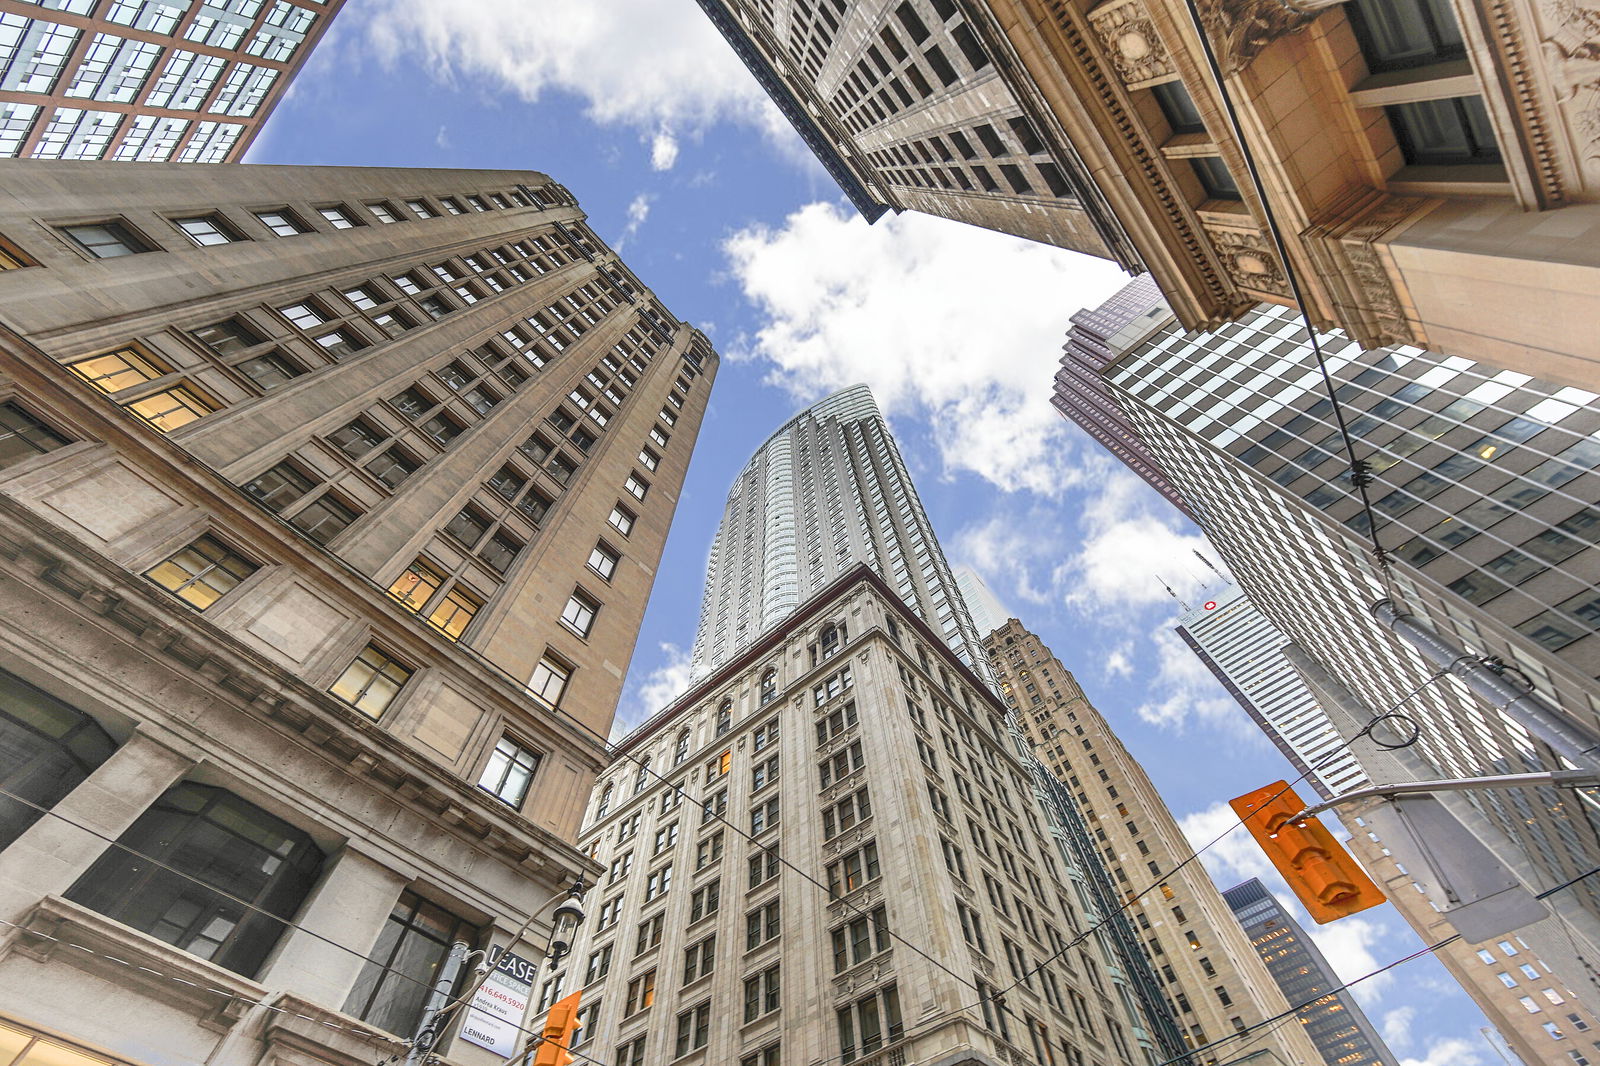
<box><xmin>683</xmin><ymin>934</ymin><xmax>716</xmax><ymax>983</ymax></box>
<box><xmin>329</xmin><ymin>644</ymin><xmax>411</xmax><ymax>717</ymax></box>
<box><xmin>624</xmin><ymin>970</ymin><xmax>656</xmax><ymax>1016</ymax></box>
<box><xmin>0</xmin><ymin>402</ymin><xmax>70</xmax><ymax>471</ymax></box>
<box><xmin>528</xmin><ymin>646</ymin><xmax>572</xmax><ymax>704</ymax></box>
<box><xmin>608</xmin><ymin>503</ymin><xmax>636</xmax><ymax>536</ymax></box>
<box><xmin>752</xmin><ymin>754</ymin><xmax>779</xmax><ymax>792</ymax></box>
<box><xmin>751</xmin><ymin>796</ymin><xmax>780</xmax><ymax>835</ymax></box>
<box><xmin>743</xmin><ymin>966</ymin><xmax>780</xmax><ymax>1022</ymax></box>
<box><xmin>654</xmin><ymin>821</ymin><xmax>679</xmax><ymax>855</ymax></box>
<box><xmin>644</xmin><ymin>862</ymin><xmax>673</xmax><ymax>902</ymax></box>
<box><xmin>588</xmin><ymin>542</ymin><xmax>620</xmax><ymax>580</ymax></box>
<box><xmin>365</xmin><ymin>201</ymin><xmax>400</xmax><ymax>223</ymax></box>
<box><xmin>174</xmin><ymin>213</ymin><xmax>239</xmax><ymax>246</ymax></box>
<box><xmin>1152</xmin><ymin>80</ymin><xmax>1204</xmax><ymax>133</ymax></box>
<box><xmin>752</xmin><ymin>718</ymin><xmax>779</xmax><ymax>752</ymax></box>
<box><xmin>278</xmin><ymin>302</ymin><xmax>326</xmax><ymax>330</ymax></box>
<box><xmin>144</xmin><ymin>534</ymin><xmax>257</xmax><ymax>609</ymax></box>
<box><xmin>827</xmin><ymin>842</ymin><xmax>880</xmax><ymax>898</ymax></box>
<box><xmin>1387</xmin><ymin>96</ymin><xmax>1502</xmax><ymax>165</ymax></box>
<box><xmin>837</xmin><ymin>984</ymin><xmax>904</xmax><ymax>1063</ymax></box>
<box><xmin>823</xmin><ymin>787</ymin><xmax>872</xmax><ymax>839</ymax></box>
<box><xmin>1190</xmin><ymin>156</ymin><xmax>1241</xmax><ymax>199</ymax></box>
<box><xmin>617</xmin><ymin>1037</ymin><xmax>645</xmax><ymax>1066</ymax></box>
<box><xmin>696</xmin><ymin>830</ymin><xmax>724</xmax><ymax>870</ymax></box>
<box><xmin>832</xmin><ymin>906</ymin><xmax>890</xmax><ymax>971</ymax></box>
<box><xmin>625</xmin><ymin>473</ymin><xmax>650</xmax><ymax>500</ymax></box>
<box><xmin>759</xmin><ymin>669</ymin><xmax>777</xmax><ymax>705</ymax></box>
<box><xmin>343</xmin><ymin>890</ymin><xmax>476</xmax><ymax>1036</ymax></box>
<box><xmin>68</xmin><ymin>782</ymin><xmax>323</xmax><ymax>977</ymax></box>
<box><xmin>314</xmin><ymin>328</ymin><xmax>366</xmax><ymax>360</ymax></box>
<box><xmin>367</xmin><ymin>447</ymin><xmax>419</xmax><ymax>489</ymax></box>
<box><xmin>0</xmin><ymin>669</ymin><xmax>117</xmax><ymax>852</ymax></box>
<box><xmin>561</xmin><ymin>589</ymin><xmax>600</xmax><ymax>637</ymax></box>
<box><xmin>477</xmin><ymin>735</ymin><xmax>539</xmax><ymax>808</ymax></box>
<box><xmin>746</xmin><ymin>900</ymin><xmax>780</xmax><ymax>950</ymax></box>
<box><xmin>584</xmin><ymin>944</ymin><xmax>613</xmax><ymax>984</ymax></box>
<box><xmin>675</xmin><ymin>1001</ymin><xmax>711</xmax><ymax>1056</ymax></box>
<box><xmin>318</xmin><ymin>205</ymin><xmax>358</xmax><ymax>229</ymax></box>
<box><xmin>749</xmin><ymin>847</ymin><xmax>781</xmax><ymax>889</ymax></box>
<box><xmin>701</xmin><ymin>787</ymin><xmax>727</xmax><ymax>825</ymax></box>
<box><xmin>1346</xmin><ymin>0</ymin><xmax>1464</xmax><ymax>71</ymax></box>
<box><xmin>61</xmin><ymin>220</ymin><xmax>150</xmax><ymax>258</ymax></box>
<box><xmin>690</xmin><ymin>880</ymin><xmax>720</xmax><ymax>922</ymax></box>
<box><xmin>635</xmin><ymin>912</ymin><xmax>664</xmax><ymax>954</ymax></box>
<box><xmin>255</xmin><ymin>209</ymin><xmax>309</xmax><ymax>236</ymax></box>
<box><xmin>742</xmin><ymin>1046</ymin><xmax>780</xmax><ymax>1066</ymax></box>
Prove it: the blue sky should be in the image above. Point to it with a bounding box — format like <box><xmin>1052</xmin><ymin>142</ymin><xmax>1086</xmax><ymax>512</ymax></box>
<box><xmin>249</xmin><ymin>1</ymin><xmax>1494</xmax><ymax>1059</ymax></box>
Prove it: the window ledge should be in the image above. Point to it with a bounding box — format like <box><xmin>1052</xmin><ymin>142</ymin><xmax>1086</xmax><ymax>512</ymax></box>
<box><xmin>1348</xmin><ymin>60</ymin><xmax>1476</xmax><ymax>108</ymax></box>
<box><xmin>14</xmin><ymin>894</ymin><xmax>266</xmax><ymax>1031</ymax></box>
<box><xmin>1387</xmin><ymin>165</ymin><xmax>1513</xmax><ymax>197</ymax></box>
<box><xmin>260</xmin><ymin>991</ymin><xmax>401</xmax><ymax>1062</ymax></box>
<box><xmin>1158</xmin><ymin>133</ymin><xmax>1221</xmax><ymax>159</ymax></box>
<box><xmin>830</xmin><ymin>948</ymin><xmax>895</xmax><ymax>990</ymax></box>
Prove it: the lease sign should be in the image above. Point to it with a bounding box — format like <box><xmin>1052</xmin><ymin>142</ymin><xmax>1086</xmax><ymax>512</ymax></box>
<box><xmin>460</xmin><ymin>949</ymin><xmax>535</xmax><ymax>1056</ymax></box>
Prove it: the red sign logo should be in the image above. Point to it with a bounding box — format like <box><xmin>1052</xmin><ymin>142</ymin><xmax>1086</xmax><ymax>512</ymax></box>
<box><xmin>1203</xmin><ymin>601</ymin><xmax>1217</xmax><ymax>611</ymax></box>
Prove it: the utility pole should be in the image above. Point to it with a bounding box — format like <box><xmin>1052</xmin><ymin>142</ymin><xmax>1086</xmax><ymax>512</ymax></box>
<box><xmin>406</xmin><ymin>939</ymin><xmax>470</xmax><ymax>1066</ymax></box>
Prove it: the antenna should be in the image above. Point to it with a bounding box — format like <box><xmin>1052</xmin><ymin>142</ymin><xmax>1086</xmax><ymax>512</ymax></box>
<box><xmin>1157</xmin><ymin>574</ymin><xmax>1190</xmax><ymax>612</ymax></box>
<box><xmin>1193</xmin><ymin>550</ymin><xmax>1229</xmax><ymax>583</ymax></box>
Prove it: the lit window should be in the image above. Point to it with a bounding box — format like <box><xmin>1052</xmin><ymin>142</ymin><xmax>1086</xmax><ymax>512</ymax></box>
<box><xmin>329</xmin><ymin>644</ymin><xmax>412</xmax><ymax>717</ymax></box>
<box><xmin>388</xmin><ymin>557</ymin><xmax>444</xmax><ymax>611</ymax></box>
<box><xmin>427</xmin><ymin>584</ymin><xmax>481</xmax><ymax>640</ymax></box>
<box><xmin>127</xmin><ymin>387</ymin><xmax>214</xmax><ymax>432</ymax></box>
<box><xmin>69</xmin><ymin>348</ymin><xmax>162</xmax><ymax>393</ymax></box>
<box><xmin>145</xmin><ymin>534</ymin><xmax>257</xmax><ymax>609</ymax></box>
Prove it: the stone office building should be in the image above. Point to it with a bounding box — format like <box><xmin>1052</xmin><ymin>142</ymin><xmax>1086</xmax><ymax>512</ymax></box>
<box><xmin>983</xmin><ymin>618</ymin><xmax>1327</xmax><ymax>1066</ymax></box>
<box><xmin>0</xmin><ymin>161</ymin><xmax>714</xmax><ymax>1064</ymax></box>
<box><xmin>562</xmin><ymin>567</ymin><xmax>1164</xmax><ymax>1066</ymax></box>
<box><xmin>0</xmin><ymin>0</ymin><xmax>343</xmax><ymax>163</ymax></box>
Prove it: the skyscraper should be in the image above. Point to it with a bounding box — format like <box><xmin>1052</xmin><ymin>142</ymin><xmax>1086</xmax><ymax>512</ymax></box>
<box><xmin>0</xmin><ymin>0</ymin><xmax>343</xmax><ymax>163</ymax></box>
<box><xmin>1173</xmin><ymin>581</ymin><xmax>1367</xmax><ymax>802</ymax></box>
<box><xmin>690</xmin><ymin>384</ymin><xmax>993</xmax><ymax>685</ymax></box>
<box><xmin>985</xmin><ymin>618</ymin><xmax>1327</xmax><ymax>1066</ymax></box>
<box><xmin>1056</xmin><ymin>279</ymin><xmax>1600</xmax><ymax>1005</ymax></box>
<box><xmin>0</xmin><ymin>160</ymin><xmax>714</xmax><ymax>1062</ymax></box>
<box><xmin>1222</xmin><ymin>879</ymin><xmax>1396</xmax><ymax>1066</ymax></box>
<box><xmin>687</xmin><ymin>0</ymin><xmax>1137</xmax><ymax>264</ymax></box>
<box><xmin>1056</xmin><ymin>272</ymin><xmax>1195</xmax><ymax>522</ymax></box>
<box><xmin>953</xmin><ymin>563</ymin><xmax>1009</xmax><ymax>637</ymax></box>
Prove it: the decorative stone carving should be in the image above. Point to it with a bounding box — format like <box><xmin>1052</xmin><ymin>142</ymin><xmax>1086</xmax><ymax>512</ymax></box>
<box><xmin>1205</xmin><ymin>225</ymin><xmax>1292</xmax><ymax>297</ymax></box>
<box><xmin>1300</xmin><ymin>190</ymin><xmax>1438</xmax><ymax>348</ymax></box>
<box><xmin>1540</xmin><ymin>0</ymin><xmax>1600</xmax><ymax>182</ymax></box>
<box><xmin>1192</xmin><ymin>0</ymin><xmax>1346</xmax><ymax>75</ymax></box>
<box><xmin>1087</xmin><ymin>0</ymin><xmax>1174</xmax><ymax>88</ymax></box>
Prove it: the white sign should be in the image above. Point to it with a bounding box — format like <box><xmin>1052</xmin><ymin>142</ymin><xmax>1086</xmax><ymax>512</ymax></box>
<box><xmin>460</xmin><ymin>949</ymin><xmax>535</xmax><ymax>1057</ymax></box>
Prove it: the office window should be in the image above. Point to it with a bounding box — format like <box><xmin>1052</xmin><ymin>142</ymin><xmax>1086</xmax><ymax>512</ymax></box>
<box><xmin>255</xmin><ymin>209</ymin><xmax>309</xmax><ymax>236</ymax></box>
<box><xmin>683</xmin><ymin>934</ymin><xmax>716</xmax><ymax>983</ymax></box>
<box><xmin>832</xmin><ymin>906</ymin><xmax>890</xmax><ymax>972</ymax></box>
<box><xmin>837</xmin><ymin>984</ymin><xmax>904</xmax><ymax>1063</ymax></box>
<box><xmin>616</xmin><ymin>1037</ymin><xmax>645</xmax><ymax>1066</ymax></box>
<box><xmin>0</xmin><ymin>402</ymin><xmax>71</xmax><ymax>470</ymax></box>
<box><xmin>742</xmin><ymin>1046</ymin><xmax>780</xmax><ymax>1066</ymax></box>
<box><xmin>588</xmin><ymin>542</ymin><xmax>620</xmax><ymax>580</ymax></box>
<box><xmin>67</xmin><ymin>782</ymin><xmax>323</xmax><ymax>978</ymax></box>
<box><xmin>750</xmin><ymin>847</ymin><xmax>781</xmax><ymax>889</ymax></box>
<box><xmin>365</xmin><ymin>201</ymin><xmax>400</xmax><ymax>223</ymax></box>
<box><xmin>624</xmin><ymin>970</ymin><xmax>656</xmax><ymax>1016</ymax></box>
<box><xmin>675</xmin><ymin>1001</ymin><xmax>712</xmax><ymax>1056</ymax></box>
<box><xmin>144</xmin><ymin>534</ymin><xmax>257</xmax><ymax>609</ymax></box>
<box><xmin>366</xmin><ymin>446</ymin><xmax>419</xmax><ymax>489</ymax></box>
<box><xmin>1152</xmin><ymin>80</ymin><xmax>1204</xmax><ymax>134</ymax></box>
<box><xmin>318</xmin><ymin>205</ymin><xmax>359</xmax><ymax>229</ymax></box>
<box><xmin>635</xmin><ymin>912</ymin><xmax>664</xmax><ymax>954</ymax></box>
<box><xmin>61</xmin><ymin>220</ymin><xmax>150</xmax><ymax>258</ymax></box>
<box><xmin>746</xmin><ymin>899</ymin><xmax>780</xmax><ymax>950</ymax></box>
<box><xmin>1387</xmin><ymin>96</ymin><xmax>1502</xmax><ymax>165</ymax></box>
<box><xmin>330</xmin><ymin>644</ymin><xmax>412</xmax><ymax>717</ymax></box>
<box><xmin>343</xmin><ymin>890</ymin><xmax>477</xmax><ymax>1038</ymax></box>
<box><xmin>1345</xmin><ymin>0</ymin><xmax>1464</xmax><ymax>71</ymax></box>
<box><xmin>174</xmin><ymin>213</ymin><xmax>239</xmax><ymax>246</ymax></box>
<box><xmin>690</xmin><ymin>880</ymin><xmax>720</xmax><ymax>922</ymax></box>
<box><xmin>751</xmin><ymin>796</ymin><xmax>780</xmax><ymax>835</ymax></box>
<box><xmin>1190</xmin><ymin>156</ymin><xmax>1241</xmax><ymax>199</ymax></box>
<box><xmin>562</xmin><ymin>589</ymin><xmax>600</xmax><ymax>637</ymax></box>
<box><xmin>477</xmin><ymin>735</ymin><xmax>539</xmax><ymax>808</ymax></box>
<box><xmin>625</xmin><ymin>474</ymin><xmax>649</xmax><ymax>500</ymax></box>
<box><xmin>743</xmin><ymin>966</ymin><xmax>780</xmax><ymax>1023</ymax></box>
<box><xmin>608</xmin><ymin>503</ymin><xmax>636</xmax><ymax>536</ymax></box>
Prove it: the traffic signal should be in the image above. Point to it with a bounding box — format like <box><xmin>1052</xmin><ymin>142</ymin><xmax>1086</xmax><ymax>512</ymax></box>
<box><xmin>1230</xmin><ymin>781</ymin><xmax>1385</xmax><ymax>924</ymax></box>
<box><xmin>533</xmin><ymin>991</ymin><xmax>583</xmax><ymax>1066</ymax></box>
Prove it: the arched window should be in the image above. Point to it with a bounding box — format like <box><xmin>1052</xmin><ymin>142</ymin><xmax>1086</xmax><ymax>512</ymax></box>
<box><xmin>759</xmin><ymin>670</ymin><xmax>777</xmax><ymax>707</ymax></box>
<box><xmin>0</xmin><ymin>669</ymin><xmax>117</xmax><ymax>851</ymax></box>
<box><xmin>597</xmin><ymin>782</ymin><xmax>613</xmax><ymax>816</ymax></box>
<box><xmin>886</xmin><ymin>615</ymin><xmax>900</xmax><ymax>644</ymax></box>
<box><xmin>66</xmin><ymin>782</ymin><xmax>324</xmax><ymax>977</ymax></box>
<box><xmin>673</xmin><ymin>729</ymin><xmax>690</xmax><ymax>765</ymax></box>
<box><xmin>634</xmin><ymin>756</ymin><xmax>651</xmax><ymax>794</ymax></box>
<box><xmin>820</xmin><ymin>625</ymin><xmax>841</xmax><ymax>659</ymax></box>
<box><xmin>714</xmin><ymin>699</ymin><xmax>732</xmax><ymax>738</ymax></box>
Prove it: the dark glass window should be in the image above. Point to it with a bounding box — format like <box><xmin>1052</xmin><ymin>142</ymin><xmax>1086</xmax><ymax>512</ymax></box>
<box><xmin>291</xmin><ymin>493</ymin><xmax>359</xmax><ymax>545</ymax></box>
<box><xmin>0</xmin><ymin>401</ymin><xmax>70</xmax><ymax>470</ymax></box>
<box><xmin>1152</xmin><ymin>81</ymin><xmax>1205</xmax><ymax>134</ymax></box>
<box><xmin>1190</xmin><ymin>156</ymin><xmax>1241</xmax><ymax>200</ymax></box>
<box><xmin>0</xmin><ymin>669</ymin><xmax>117</xmax><ymax>851</ymax></box>
<box><xmin>329</xmin><ymin>419</ymin><xmax>383</xmax><ymax>459</ymax></box>
<box><xmin>236</xmin><ymin>352</ymin><xmax>301</xmax><ymax>390</ymax></box>
<box><xmin>66</xmin><ymin>783</ymin><xmax>324</xmax><ymax>977</ymax></box>
<box><xmin>367</xmin><ymin>447</ymin><xmax>420</xmax><ymax>488</ymax></box>
<box><xmin>193</xmin><ymin>318</ymin><xmax>262</xmax><ymax>356</ymax></box>
<box><xmin>343</xmin><ymin>890</ymin><xmax>477</xmax><ymax>1036</ymax></box>
<box><xmin>1346</xmin><ymin>0</ymin><xmax>1464</xmax><ymax>71</ymax></box>
<box><xmin>1387</xmin><ymin>96</ymin><xmax>1502</xmax><ymax>165</ymax></box>
<box><xmin>244</xmin><ymin>462</ymin><xmax>314</xmax><ymax>511</ymax></box>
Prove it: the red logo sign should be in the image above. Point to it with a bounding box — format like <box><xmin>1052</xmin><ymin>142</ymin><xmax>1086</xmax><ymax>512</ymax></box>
<box><xmin>1203</xmin><ymin>601</ymin><xmax>1217</xmax><ymax>611</ymax></box>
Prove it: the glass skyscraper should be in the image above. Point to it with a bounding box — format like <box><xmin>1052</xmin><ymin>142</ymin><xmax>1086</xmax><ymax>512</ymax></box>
<box><xmin>690</xmin><ymin>384</ymin><xmax>994</xmax><ymax>685</ymax></box>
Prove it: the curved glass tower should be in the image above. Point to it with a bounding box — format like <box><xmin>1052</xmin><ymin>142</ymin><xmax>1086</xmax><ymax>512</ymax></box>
<box><xmin>690</xmin><ymin>385</ymin><xmax>994</xmax><ymax>685</ymax></box>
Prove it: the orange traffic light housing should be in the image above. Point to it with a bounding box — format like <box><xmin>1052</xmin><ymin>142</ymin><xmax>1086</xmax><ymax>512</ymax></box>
<box><xmin>533</xmin><ymin>991</ymin><xmax>583</xmax><ymax>1066</ymax></box>
<box><xmin>1230</xmin><ymin>781</ymin><xmax>1386</xmax><ymax>924</ymax></box>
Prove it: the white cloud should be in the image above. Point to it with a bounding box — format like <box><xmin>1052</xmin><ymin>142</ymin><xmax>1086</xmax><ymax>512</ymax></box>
<box><xmin>723</xmin><ymin>201</ymin><xmax>1129</xmax><ymax>495</ymax></box>
<box><xmin>1401</xmin><ymin>1037</ymin><xmax>1485</xmax><ymax>1066</ymax></box>
<box><xmin>1383</xmin><ymin>1006</ymin><xmax>1417</xmax><ymax>1050</ymax></box>
<box><xmin>362</xmin><ymin>0</ymin><xmax>792</xmax><ymax>165</ymax></box>
<box><xmin>1308</xmin><ymin>914</ymin><xmax>1393</xmax><ymax>1006</ymax></box>
<box><xmin>616</xmin><ymin>193</ymin><xmax>655</xmax><ymax>250</ymax></box>
<box><xmin>650</xmin><ymin>126</ymin><xmax>680</xmax><ymax>170</ymax></box>
<box><xmin>1179</xmin><ymin>802</ymin><xmax>1277</xmax><ymax>888</ymax></box>
<box><xmin>1104</xmin><ymin>643</ymin><xmax>1134</xmax><ymax>681</ymax></box>
<box><xmin>1060</xmin><ymin>468</ymin><xmax>1212</xmax><ymax>614</ymax></box>
<box><xmin>434</xmin><ymin>124</ymin><xmax>450</xmax><ymax>149</ymax></box>
<box><xmin>615</xmin><ymin>641</ymin><xmax>693</xmax><ymax>740</ymax></box>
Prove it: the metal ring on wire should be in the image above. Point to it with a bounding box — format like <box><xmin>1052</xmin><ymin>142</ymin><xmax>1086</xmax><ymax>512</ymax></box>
<box><xmin>1367</xmin><ymin>712</ymin><xmax>1421</xmax><ymax>750</ymax></box>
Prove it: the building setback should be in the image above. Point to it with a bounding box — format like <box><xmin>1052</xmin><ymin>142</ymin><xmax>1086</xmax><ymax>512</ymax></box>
<box><xmin>1056</xmin><ymin>279</ymin><xmax>1600</xmax><ymax>1013</ymax></box>
<box><xmin>0</xmin><ymin>161</ymin><xmax>714</xmax><ymax>1064</ymax></box>
<box><xmin>690</xmin><ymin>384</ymin><xmax>994</xmax><ymax>687</ymax></box>
<box><xmin>1223</xmin><ymin>879</ymin><xmax>1395</xmax><ymax>1066</ymax></box>
<box><xmin>563</xmin><ymin>566</ymin><xmax>1161</xmax><ymax>1066</ymax></box>
<box><xmin>0</xmin><ymin>0</ymin><xmax>342</xmax><ymax>163</ymax></box>
<box><xmin>984</xmin><ymin>618</ymin><xmax>1327</xmax><ymax>1066</ymax></box>
<box><xmin>1172</xmin><ymin>581</ymin><xmax>1367</xmax><ymax>802</ymax></box>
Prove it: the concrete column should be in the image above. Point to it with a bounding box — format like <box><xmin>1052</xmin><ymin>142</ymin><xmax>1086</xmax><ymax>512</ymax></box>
<box><xmin>0</xmin><ymin>728</ymin><xmax>193</xmax><ymax>924</ymax></box>
<box><xmin>257</xmin><ymin>845</ymin><xmax>408</xmax><ymax>1010</ymax></box>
